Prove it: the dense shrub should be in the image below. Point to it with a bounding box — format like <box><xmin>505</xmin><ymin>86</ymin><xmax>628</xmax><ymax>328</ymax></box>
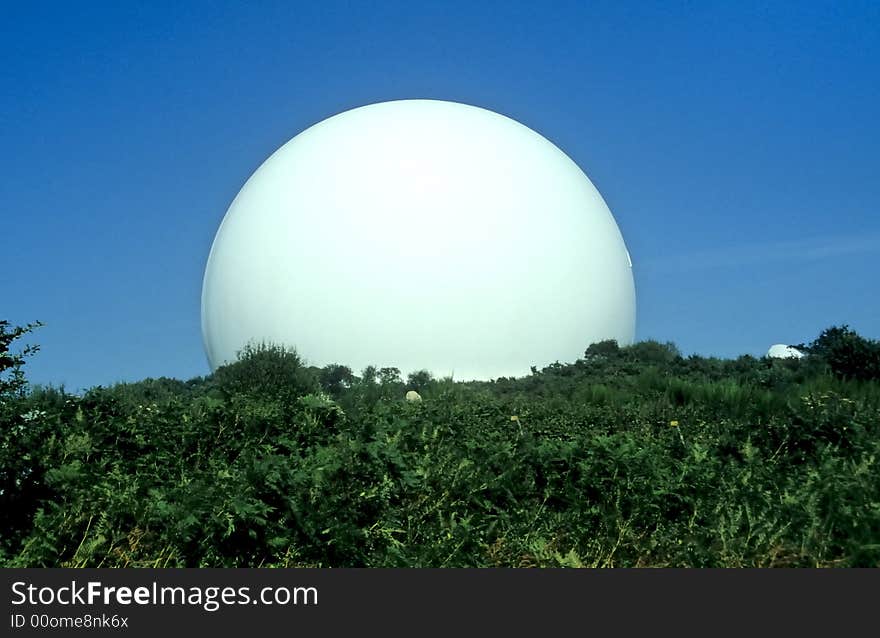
<box><xmin>210</xmin><ymin>342</ymin><xmax>318</xmax><ymax>404</ymax></box>
<box><xmin>808</xmin><ymin>325</ymin><xmax>880</xmax><ymax>382</ymax></box>
<box><xmin>1</xmin><ymin>326</ymin><xmax>879</xmax><ymax>567</ymax></box>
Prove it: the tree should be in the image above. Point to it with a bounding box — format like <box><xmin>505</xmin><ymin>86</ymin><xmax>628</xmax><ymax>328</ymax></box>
<box><xmin>584</xmin><ymin>339</ymin><xmax>620</xmax><ymax>359</ymax></box>
<box><xmin>378</xmin><ymin>367</ymin><xmax>402</xmax><ymax>385</ymax></box>
<box><xmin>0</xmin><ymin>320</ymin><xmax>42</xmax><ymax>397</ymax></box>
<box><xmin>319</xmin><ymin>364</ymin><xmax>355</xmax><ymax>396</ymax></box>
<box><xmin>406</xmin><ymin>369</ymin><xmax>433</xmax><ymax>393</ymax></box>
<box><xmin>623</xmin><ymin>340</ymin><xmax>681</xmax><ymax>365</ymax></box>
<box><xmin>808</xmin><ymin>325</ymin><xmax>880</xmax><ymax>381</ymax></box>
<box><xmin>210</xmin><ymin>341</ymin><xmax>317</xmax><ymax>402</ymax></box>
<box><xmin>361</xmin><ymin>365</ymin><xmax>378</xmax><ymax>385</ymax></box>
<box><xmin>0</xmin><ymin>320</ymin><xmax>45</xmax><ymax>557</ymax></box>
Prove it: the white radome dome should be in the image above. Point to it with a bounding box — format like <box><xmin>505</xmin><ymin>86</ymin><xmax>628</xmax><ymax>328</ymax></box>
<box><xmin>201</xmin><ymin>99</ymin><xmax>636</xmax><ymax>380</ymax></box>
<box><xmin>767</xmin><ymin>344</ymin><xmax>805</xmax><ymax>359</ymax></box>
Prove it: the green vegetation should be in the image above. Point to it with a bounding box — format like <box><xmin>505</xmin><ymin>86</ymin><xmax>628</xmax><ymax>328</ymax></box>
<box><xmin>1</xmin><ymin>322</ymin><xmax>879</xmax><ymax>567</ymax></box>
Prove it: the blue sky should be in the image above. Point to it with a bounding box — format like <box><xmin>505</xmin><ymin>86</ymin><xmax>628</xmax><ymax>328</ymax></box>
<box><xmin>3</xmin><ymin>1</ymin><xmax>878</xmax><ymax>390</ymax></box>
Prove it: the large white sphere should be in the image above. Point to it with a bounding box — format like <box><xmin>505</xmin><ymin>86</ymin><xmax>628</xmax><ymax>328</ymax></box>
<box><xmin>201</xmin><ymin>99</ymin><xmax>635</xmax><ymax>380</ymax></box>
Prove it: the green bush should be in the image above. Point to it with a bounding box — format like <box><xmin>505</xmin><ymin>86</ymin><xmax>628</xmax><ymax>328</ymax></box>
<box><xmin>808</xmin><ymin>325</ymin><xmax>880</xmax><ymax>382</ymax></box>
<box><xmin>210</xmin><ymin>342</ymin><xmax>318</xmax><ymax>404</ymax></box>
<box><xmin>1</xmin><ymin>324</ymin><xmax>879</xmax><ymax>567</ymax></box>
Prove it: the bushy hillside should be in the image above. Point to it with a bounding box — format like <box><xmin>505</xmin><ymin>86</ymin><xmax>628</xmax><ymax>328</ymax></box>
<box><xmin>1</xmin><ymin>324</ymin><xmax>879</xmax><ymax>567</ymax></box>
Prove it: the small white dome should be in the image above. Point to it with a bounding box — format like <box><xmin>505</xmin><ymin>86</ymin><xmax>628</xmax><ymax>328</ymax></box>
<box><xmin>767</xmin><ymin>344</ymin><xmax>805</xmax><ymax>359</ymax></box>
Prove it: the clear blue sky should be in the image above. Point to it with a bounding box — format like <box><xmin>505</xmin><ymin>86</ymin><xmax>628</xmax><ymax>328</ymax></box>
<box><xmin>3</xmin><ymin>1</ymin><xmax>878</xmax><ymax>391</ymax></box>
